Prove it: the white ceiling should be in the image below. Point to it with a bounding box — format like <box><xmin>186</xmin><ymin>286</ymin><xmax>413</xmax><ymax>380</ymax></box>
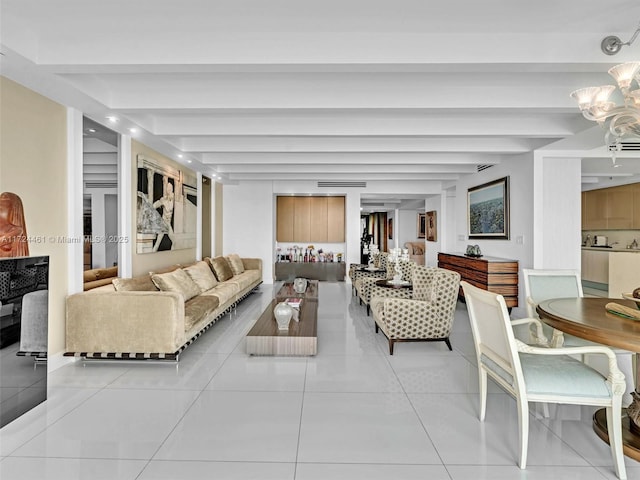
<box><xmin>2</xmin><ymin>0</ymin><xmax>640</xmax><ymax>201</ymax></box>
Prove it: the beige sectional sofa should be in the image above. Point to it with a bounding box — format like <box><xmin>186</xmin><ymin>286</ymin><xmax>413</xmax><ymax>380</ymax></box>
<box><xmin>65</xmin><ymin>255</ymin><xmax>262</xmax><ymax>360</ymax></box>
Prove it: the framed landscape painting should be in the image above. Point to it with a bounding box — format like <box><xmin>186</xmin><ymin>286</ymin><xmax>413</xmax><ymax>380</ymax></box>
<box><xmin>467</xmin><ymin>176</ymin><xmax>510</xmax><ymax>240</ymax></box>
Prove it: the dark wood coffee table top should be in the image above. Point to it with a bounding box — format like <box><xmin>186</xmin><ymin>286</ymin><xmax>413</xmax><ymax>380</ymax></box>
<box><xmin>276</xmin><ymin>280</ymin><xmax>319</xmax><ymax>301</ymax></box>
<box><xmin>247</xmin><ymin>298</ymin><xmax>318</xmax><ymax>339</ymax></box>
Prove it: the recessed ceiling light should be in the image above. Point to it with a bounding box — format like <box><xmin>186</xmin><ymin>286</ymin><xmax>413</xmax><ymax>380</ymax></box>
<box><xmin>178</xmin><ymin>154</ymin><xmax>183</xmax><ymax>158</ymax></box>
<box><xmin>87</xmin><ymin>128</ymin><xmax>97</xmax><ymax>133</ymax></box>
<box><xmin>129</xmin><ymin>127</ymin><xmax>137</xmax><ymax>133</ymax></box>
<box><xmin>187</xmin><ymin>160</ymin><xmax>192</xmax><ymax>164</ymax></box>
<box><xmin>106</xmin><ymin>116</ymin><xmax>118</xmax><ymax>123</ymax></box>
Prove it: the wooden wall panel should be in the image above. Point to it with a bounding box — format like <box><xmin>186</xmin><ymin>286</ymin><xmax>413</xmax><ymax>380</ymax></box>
<box><xmin>327</xmin><ymin>196</ymin><xmax>345</xmax><ymax>242</ymax></box>
<box><xmin>309</xmin><ymin>197</ymin><xmax>328</xmax><ymax>242</ymax></box>
<box><xmin>293</xmin><ymin>196</ymin><xmax>311</xmax><ymax>242</ymax></box>
<box><xmin>276</xmin><ymin>196</ymin><xmax>295</xmax><ymax>242</ymax></box>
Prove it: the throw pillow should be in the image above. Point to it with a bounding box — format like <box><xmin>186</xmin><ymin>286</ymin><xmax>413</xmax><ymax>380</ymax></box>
<box><xmin>183</xmin><ymin>261</ymin><xmax>218</xmax><ymax>293</ymax></box>
<box><xmin>225</xmin><ymin>254</ymin><xmax>245</xmax><ymax>275</ymax></box>
<box><xmin>151</xmin><ymin>268</ymin><xmax>201</xmax><ymax>301</ymax></box>
<box><xmin>112</xmin><ymin>275</ymin><xmax>158</xmax><ymax>292</ymax></box>
<box><xmin>207</xmin><ymin>256</ymin><xmax>234</xmax><ymax>282</ymax></box>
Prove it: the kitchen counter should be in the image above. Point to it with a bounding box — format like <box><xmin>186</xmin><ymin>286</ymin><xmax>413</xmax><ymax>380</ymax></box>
<box><xmin>582</xmin><ymin>246</ymin><xmax>640</xmax><ymax>253</ymax></box>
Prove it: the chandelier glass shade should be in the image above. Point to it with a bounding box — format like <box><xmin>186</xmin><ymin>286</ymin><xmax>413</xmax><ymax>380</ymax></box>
<box><xmin>570</xmin><ymin>61</ymin><xmax>640</xmax><ymax>156</ymax></box>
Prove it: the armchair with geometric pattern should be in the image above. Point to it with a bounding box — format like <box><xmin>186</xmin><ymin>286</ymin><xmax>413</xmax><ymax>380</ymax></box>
<box><xmin>370</xmin><ymin>265</ymin><xmax>460</xmax><ymax>354</ymax></box>
<box><xmin>357</xmin><ymin>259</ymin><xmax>415</xmax><ymax>316</ymax></box>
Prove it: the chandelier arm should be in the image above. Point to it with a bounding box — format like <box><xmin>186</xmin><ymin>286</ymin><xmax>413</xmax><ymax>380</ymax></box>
<box><xmin>620</xmin><ymin>21</ymin><xmax>640</xmax><ymax>46</ymax></box>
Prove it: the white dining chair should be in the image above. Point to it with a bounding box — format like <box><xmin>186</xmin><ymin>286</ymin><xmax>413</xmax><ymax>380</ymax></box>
<box><xmin>461</xmin><ymin>281</ymin><xmax>627</xmax><ymax>479</ymax></box>
<box><xmin>522</xmin><ymin>269</ymin><xmax>586</xmax><ymax>347</ymax></box>
<box><xmin>523</xmin><ymin>268</ymin><xmax>634</xmax><ymax>405</ymax></box>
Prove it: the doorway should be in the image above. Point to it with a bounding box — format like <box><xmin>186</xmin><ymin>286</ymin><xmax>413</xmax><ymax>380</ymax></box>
<box><xmin>82</xmin><ymin>117</ymin><xmax>119</xmax><ymax>269</ymax></box>
<box><xmin>202</xmin><ymin>176</ymin><xmax>212</xmax><ymax>258</ymax></box>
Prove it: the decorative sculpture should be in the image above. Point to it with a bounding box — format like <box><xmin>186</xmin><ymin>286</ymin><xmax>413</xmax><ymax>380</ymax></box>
<box><xmin>0</xmin><ymin>192</ymin><xmax>29</xmax><ymax>257</ymax></box>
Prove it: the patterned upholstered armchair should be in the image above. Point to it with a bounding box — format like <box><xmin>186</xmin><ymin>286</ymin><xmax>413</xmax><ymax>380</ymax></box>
<box><xmin>352</xmin><ymin>252</ymin><xmax>389</xmax><ymax>300</ymax></box>
<box><xmin>370</xmin><ymin>265</ymin><xmax>460</xmax><ymax>354</ymax></box>
<box><xmin>349</xmin><ymin>252</ymin><xmax>385</xmax><ymax>295</ymax></box>
<box><xmin>356</xmin><ymin>259</ymin><xmax>415</xmax><ymax>316</ymax></box>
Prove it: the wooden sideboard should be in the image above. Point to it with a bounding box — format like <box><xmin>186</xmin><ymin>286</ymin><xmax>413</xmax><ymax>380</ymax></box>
<box><xmin>437</xmin><ymin>252</ymin><xmax>519</xmax><ymax>308</ymax></box>
<box><xmin>274</xmin><ymin>262</ymin><xmax>346</xmax><ymax>282</ymax></box>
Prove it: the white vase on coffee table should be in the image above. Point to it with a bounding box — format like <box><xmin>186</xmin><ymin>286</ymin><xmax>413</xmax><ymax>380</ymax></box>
<box><xmin>274</xmin><ymin>302</ymin><xmax>294</xmax><ymax>330</ymax></box>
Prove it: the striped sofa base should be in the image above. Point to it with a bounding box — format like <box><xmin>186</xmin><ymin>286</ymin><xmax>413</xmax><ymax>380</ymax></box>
<box><xmin>64</xmin><ymin>283</ymin><xmax>261</xmax><ymax>362</ymax></box>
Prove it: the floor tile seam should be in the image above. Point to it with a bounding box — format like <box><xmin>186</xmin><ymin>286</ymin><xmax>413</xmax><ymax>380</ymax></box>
<box><xmin>530</xmin><ymin>413</ymin><xmax>614</xmax><ymax>471</ymax></box>
<box><xmin>144</xmin><ymin>386</ymin><xmax>213</xmax><ymax>466</ymax></box>
<box><xmin>376</xmin><ymin>343</ymin><xmax>449</xmax><ymax>466</ymax></box>
<box><xmin>5</xmin><ymin>453</ymin><xmax>153</xmax><ymax>461</ymax></box>
<box><xmin>142</xmin><ymin>347</ymin><xmax>237</xmax><ymax>465</ymax></box>
<box><xmin>404</xmin><ymin>386</ymin><xmax>450</xmax><ymax>468</ymax></box>
<box><xmin>2</xmin><ymin>386</ymin><xmax>104</xmax><ymax>458</ymax></box>
<box><xmin>137</xmin><ymin>459</ymin><xmax>296</xmax><ymax>464</ymax></box>
<box><xmin>293</xmin><ymin>358</ymin><xmax>309</xmax><ymax>479</ymax></box>
<box><xmin>294</xmin><ymin>460</ymin><xmax>449</xmax><ymax>466</ymax></box>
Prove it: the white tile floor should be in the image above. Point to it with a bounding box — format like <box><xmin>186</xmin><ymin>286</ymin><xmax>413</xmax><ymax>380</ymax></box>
<box><xmin>1</xmin><ymin>282</ymin><xmax>639</xmax><ymax>479</ymax></box>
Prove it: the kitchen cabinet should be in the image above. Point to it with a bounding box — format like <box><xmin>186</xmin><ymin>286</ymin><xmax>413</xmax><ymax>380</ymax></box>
<box><xmin>608</xmin><ymin>251</ymin><xmax>640</xmax><ymax>297</ymax></box>
<box><xmin>276</xmin><ymin>196</ymin><xmax>345</xmax><ymax>242</ymax></box>
<box><xmin>581</xmin><ymin>249</ymin><xmax>609</xmax><ymax>284</ymax></box>
<box><xmin>583</xmin><ymin>189</ymin><xmax>608</xmax><ymax>230</ymax></box>
<box><xmin>634</xmin><ymin>184</ymin><xmax>640</xmax><ymax>228</ymax></box>
<box><xmin>582</xmin><ymin>183</ymin><xmax>638</xmax><ymax>230</ymax></box>
<box><xmin>607</xmin><ymin>184</ymin><xmax>634</xmax><ymax>229</ymax></box>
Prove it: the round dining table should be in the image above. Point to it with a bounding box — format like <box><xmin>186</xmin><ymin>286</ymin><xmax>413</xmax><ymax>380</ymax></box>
<box><xmin>536</xmin><ymin>296</ymin><xmax>640</xmax><ymax>460</ymax></box>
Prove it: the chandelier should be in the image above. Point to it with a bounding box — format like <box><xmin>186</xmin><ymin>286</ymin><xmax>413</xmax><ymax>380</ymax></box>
<box><xmin>570</xmin><ymin>61</ymin><xmax>640</xmax><ymax>165</ymax></box>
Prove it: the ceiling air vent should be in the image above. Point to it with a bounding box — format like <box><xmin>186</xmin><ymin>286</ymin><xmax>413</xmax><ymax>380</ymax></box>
<box><xmin>608</xmin><ymin>142</ymin><xmax>640</xmax><ymax>151</ymax></box>
<box><xmin>477</xmin><ymin>164</ymin><xmax>494</xmax><ymax>172</ymax></box>
<box><xmin>317</xmin><ymin>181</ymin><xmax>367</xmax><ymax>188</ymax></box>
<box><xmin>85</xmin><ymin>181</ymin><xmax>118</xmax><ymax>189</ymax></box>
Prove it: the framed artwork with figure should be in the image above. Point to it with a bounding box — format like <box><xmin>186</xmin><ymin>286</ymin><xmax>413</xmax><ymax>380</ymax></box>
<box><xmin>417</xmin><ymin>213</ymin><xmax>426</xmax><ymax>239</ymax></box>
<box><xmin>388</xmin><ymin>218</ymin><xmax>393</xmax><ymax>240</ymax></box>
<box><xmin>426</xmin><ymin>210</ymin><xmax>437</xmax><ymax>242</ymax></box>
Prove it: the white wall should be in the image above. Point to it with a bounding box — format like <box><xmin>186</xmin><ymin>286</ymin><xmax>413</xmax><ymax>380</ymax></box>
<box><xmin>451</xmin><ymin>153</ymin><xmax>535</xmax><ymax>317</ymax></box>
<box><xmin>533</xmin><ymin>154</ymin><xmax>582</xmax><ymax>270</ymax></box>
<box><xmin>223</xmin><ymin>181</ymin><xmax>275</xmax><ymax>283</ymax></box>
<box><xmin>223</xmin><ymin>180</ymin><xmax>446</xmax><ymax>283</ymax></box>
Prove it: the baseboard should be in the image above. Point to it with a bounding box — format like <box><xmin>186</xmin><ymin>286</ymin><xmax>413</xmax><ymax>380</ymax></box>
<box><xmin>47</xmin><ymin>351</ymin><xmax>76</xmax><ymax>373</ymax></box>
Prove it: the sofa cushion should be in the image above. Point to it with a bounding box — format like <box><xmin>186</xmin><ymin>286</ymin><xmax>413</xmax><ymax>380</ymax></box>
<box><xmin>112</xmin><ymin>275</ymin><xmax>158</xmax><ymax>292</ymax></box>
<box><xmin>149</xmin><ymin>264</ymin><xmax>182</xmax><ymax>275</ymax></box>
<box><xmin>226</xmin><ymin>254</ymin><xmax>245</xmax><ymax>275</ymax></box>
<box><xmin>183</xmin><ymin>261</ymin><xmax>218</xmax><ymax>293</ymax></box>
<box><xmin>226</xmin><ymin>270</ymin><xmax>260</xmax><ymax>291</ymax></box>
<box><xmin>184</xmin><ymin>295</ymin><xmax>220</xmax><ymax>331</ymax></box>
<box><xmin>83</xmin><ymin>266</ymin><xmax>118</xmax><ymax>283</ymax></box>
<box><xmin>151</xmin><ymin>268</ymin><xmax>201</xmax><ymax>301</ymax></box>
<box><xmin>208</xmin><ymin>256</ymin><xmax>234</xmax><ymax>282</ymax></box>
<box><xmin>201</xmin><ymin>282</ymin><xmax>239</xmax><ymax>306</ymax></box>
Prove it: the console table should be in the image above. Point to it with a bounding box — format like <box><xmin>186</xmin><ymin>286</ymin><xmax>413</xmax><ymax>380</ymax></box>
<box><xmin>274</xmin><ymin>262</ymin><xmax>345</xmax><ymax>282</ymax></box>
<box><xmin>437</xmin><ymin>252</ymin><xmax>519</xmax><ymax>308</ymax></box>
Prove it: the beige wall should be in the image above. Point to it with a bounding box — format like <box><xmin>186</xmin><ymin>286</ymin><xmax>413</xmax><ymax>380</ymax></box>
<box><xmin>0</xmin><ymin>77</ymin><xmax>69</xmax><ymax>355</ymax></box>
<box><xmin>131</xmin><ymin>141</ymin><xmax>197</xmax><ymax>276</ymax></box>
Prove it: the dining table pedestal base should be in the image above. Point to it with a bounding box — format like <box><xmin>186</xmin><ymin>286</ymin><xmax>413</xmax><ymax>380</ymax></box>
<box><xmin>593</xmin><ymin>408</ymin><xmax>640</xmax><ymax>461</ymax></box>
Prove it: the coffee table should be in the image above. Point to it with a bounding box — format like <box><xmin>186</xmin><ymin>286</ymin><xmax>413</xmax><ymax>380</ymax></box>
<box><xmin>276</xmin><ymin>279</ymin><xmax>319</xmax><ymax>301</ymax></box>
<box><xmin>246</xmin><ymin>282</ymin><xmax>318</xmax><ymax>356</ymax></box>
